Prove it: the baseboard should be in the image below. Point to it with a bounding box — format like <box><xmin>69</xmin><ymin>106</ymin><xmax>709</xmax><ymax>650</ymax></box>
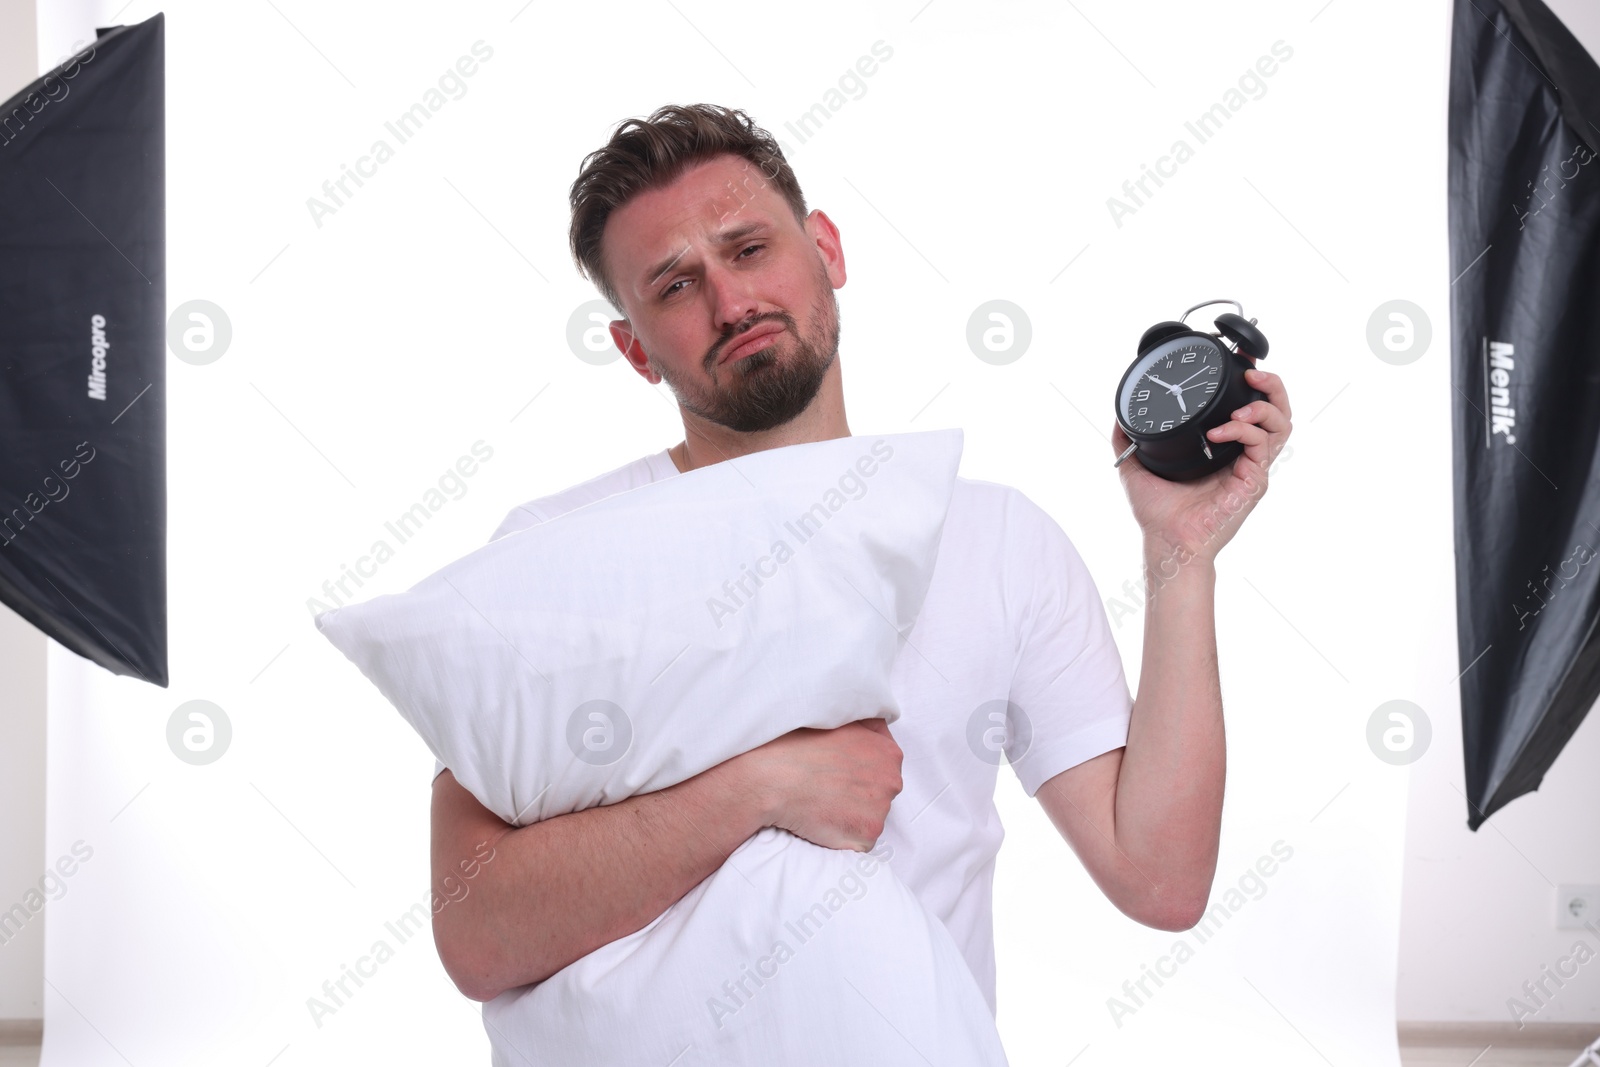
<box><xmin>0</xmin><ymin>1019</ymin><xmax>42</xmax><ymax>1046</ymax></box>
<box><xmin>1399</xmin><ymin>1021</ymin><xmax>1600</xmax><ymax>1049</ymax></box>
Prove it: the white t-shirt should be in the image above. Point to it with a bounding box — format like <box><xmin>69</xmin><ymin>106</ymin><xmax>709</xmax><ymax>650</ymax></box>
<box><xmin>433</xmin><ymin>446</ymin><xmax>1133</xmax><ymax>1015</ymax></box>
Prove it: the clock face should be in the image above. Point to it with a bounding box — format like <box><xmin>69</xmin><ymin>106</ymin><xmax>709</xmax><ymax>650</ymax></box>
<box><xmin>1119</xmin><ymin>335</ymin><xmax>1226</xmax><ymax>436</ymax></box>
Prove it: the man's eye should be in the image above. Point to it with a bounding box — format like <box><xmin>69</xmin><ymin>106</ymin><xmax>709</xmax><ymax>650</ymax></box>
<box><xmin>661</xmin><ymin>245</ymin><xmax>766</xmax><ymax>300</ymax></box>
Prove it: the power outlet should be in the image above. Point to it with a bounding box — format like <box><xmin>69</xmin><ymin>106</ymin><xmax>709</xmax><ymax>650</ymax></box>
<box><xmin>1556</xmin><ymin>885</ymin><xmax>1600</xmax><ymax>929</ymax></box>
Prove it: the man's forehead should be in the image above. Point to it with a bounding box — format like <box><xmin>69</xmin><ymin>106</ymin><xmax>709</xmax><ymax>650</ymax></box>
<box><xmin>634</xmin><ymin>205</ymin><xmax>784</xmax><ymax>291</ymax></box>
<box><xmin>645</xmin><ymin>215</ymin><xmax>772</xmax><ymax>281</ymax></box>
<box><xmin>608</xmin><ymin>157</ymin><xmax>787</xmax><ymax>284</ymax></box>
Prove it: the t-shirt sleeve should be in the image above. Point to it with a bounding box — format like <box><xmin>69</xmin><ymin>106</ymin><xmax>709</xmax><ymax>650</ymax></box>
<box><xmin>488</xmin><ymin>500</ymin><xmax>547</xmax><ymax>543</ymax></box>
<box><xmin>1004</xmin><ymin>491</ymin><xmax>1133</xmax><ymax>797</ymax></box>
<box><xmin>433</xmin><ymin>757</ymin><xmax>447</xmax><ymax>781</ymax></box>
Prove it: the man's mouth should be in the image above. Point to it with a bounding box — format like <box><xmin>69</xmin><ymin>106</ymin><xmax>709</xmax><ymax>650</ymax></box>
<box><xmin>719</xmin><ymin>323</ymin><xmax>785</xmax><ymax>365</ymax></box>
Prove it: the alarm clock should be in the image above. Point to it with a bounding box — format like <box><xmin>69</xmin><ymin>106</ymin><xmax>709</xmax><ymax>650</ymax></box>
<box><xmin>1112</xmin><ymin>300</ymin><xmax>1270</xmax><ymax>481</ymax></box>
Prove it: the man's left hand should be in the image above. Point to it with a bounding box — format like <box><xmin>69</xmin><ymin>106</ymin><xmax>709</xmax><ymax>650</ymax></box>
<box><xmin>1109</xmin><ymin>362</ymin><xmax>1292</xmax><ymax>565</ymax></box>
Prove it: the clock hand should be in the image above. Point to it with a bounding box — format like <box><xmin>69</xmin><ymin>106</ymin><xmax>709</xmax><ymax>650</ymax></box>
<box><xmin>1174</xmin><ymin>367</ymin><xmax>1210</xmax><ymax>388</ymax></box>
<box><xmin>1147</xmin><ymin>376</ymin><xmax>1179</xmax><ymax>391</ymax></box>
<box><xmin>1174</xmin><ymin>391</ymin><xmax>1186</xmax><ymax>413</ymax></box>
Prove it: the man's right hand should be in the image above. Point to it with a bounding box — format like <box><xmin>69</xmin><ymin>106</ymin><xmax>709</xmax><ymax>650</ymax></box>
<box><xmin>430</xmin><ymin>716</ymin><xmax>904</xmax><ymax>1001</ymax></box>
<box><xmin>747</xmin><ymin>717</ymin><xmax>905</xmax><ymax>853</ymax></box>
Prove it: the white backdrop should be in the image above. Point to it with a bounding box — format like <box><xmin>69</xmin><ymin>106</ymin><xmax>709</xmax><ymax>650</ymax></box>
<box><xmin>37</xmin><ymin>0</ymin><xmax>1450</xmax><ymax>1064</ymax></box>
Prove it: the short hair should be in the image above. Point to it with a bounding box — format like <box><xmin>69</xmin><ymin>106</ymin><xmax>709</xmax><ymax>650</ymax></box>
<box><xmin>568</xmin><ymin>103</ymin><xmax>809</xmax><ymax>313</ymax></box>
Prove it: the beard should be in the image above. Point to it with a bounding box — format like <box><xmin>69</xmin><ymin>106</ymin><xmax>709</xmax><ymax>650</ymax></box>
<box><xmin>651</xmin><ymin>282</ymin><xmax>840</xmax><ymax>434</ymax></box>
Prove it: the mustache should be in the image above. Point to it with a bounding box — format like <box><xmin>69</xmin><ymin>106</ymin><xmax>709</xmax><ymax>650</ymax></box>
<box><xmin>708</xmin><ymin>313</ymin><xmax>793</xmax><ymax>367</ymax></box>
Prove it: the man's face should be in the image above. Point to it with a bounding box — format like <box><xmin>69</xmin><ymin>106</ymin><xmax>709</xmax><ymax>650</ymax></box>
<box><xmin>602</xmin><ymin>153</ymin><xmax>846</xmax><ymax>434</ymax></box>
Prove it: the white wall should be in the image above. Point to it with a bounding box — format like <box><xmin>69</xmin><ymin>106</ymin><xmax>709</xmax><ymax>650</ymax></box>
<box><xmin>1397</xmin><ymin>695</ymin><xmax>1600</xmax><ymax>1024</ymax></box>
<box><xmin>0</xmin><ymin>0</ymin><xmax>46</xmax><ymax>1027</ymax></box>
<box><xmin>1548</xmin><ymin>0</ymin><xmax>1600</xmax><ymax>58</ymax></box>
<box><xmin>0</xmin><ymin>0</ymin><xmax>34</xmax><ymax>93</ymax></box>
<box><xmin>0</xmin><ymin>598</ymin><xmax>46</xmax><ymax>1023</ymax></box>
<box><xmin>1393</xmin><ymin>0</ymin><xmax>1600</xmax><ymax>1028</ymax></box>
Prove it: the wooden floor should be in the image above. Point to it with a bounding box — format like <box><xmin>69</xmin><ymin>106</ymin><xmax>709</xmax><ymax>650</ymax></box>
<box><xmin>1398</xmin><ymin>1023</ymin><xmax>1598</xmax><ymax>1067</ymax></box>
<box><xmin>5</xmin><ymin>1031</ymin><xmax>1592</xmax><ymax>1065</ymax></box>
<box><xmin>0</xmin><ymin>1050</ymin><xmax>1545</xmax><ymax>1065</ymax></box>
<box><xmin>1402</xmin><ymin>1049</ymin><xmax>1583</xmax><ymax>1066</ymax></box>
<box><xmin>16</xmin><ymin>1037</ymin><xmax>1553</xmax><ymax>1065</ymax></box>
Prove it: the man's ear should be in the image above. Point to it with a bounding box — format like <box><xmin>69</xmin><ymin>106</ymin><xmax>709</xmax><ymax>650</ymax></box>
<box><xmin>609</xmin><ymin>319</ymin><xmax>657</xmax><ymax>382</ymax></box>
<box><xmin>806</xmin><ymin>209</ymin><xmax>847</xmax><ymax>288</ymax></box>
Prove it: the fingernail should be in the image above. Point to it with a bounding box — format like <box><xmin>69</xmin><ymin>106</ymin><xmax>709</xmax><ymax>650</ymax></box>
<box><xmin>1233</xmin><ymin>407</ymin><xmax>1250</xmax><ymax>418</ymax></box>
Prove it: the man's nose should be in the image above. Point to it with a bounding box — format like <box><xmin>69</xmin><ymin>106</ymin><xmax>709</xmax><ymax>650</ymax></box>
<box><xmin>703</xmin><ymin>260</ymin><xmax>761</xmax><ymax>334</ymax></box>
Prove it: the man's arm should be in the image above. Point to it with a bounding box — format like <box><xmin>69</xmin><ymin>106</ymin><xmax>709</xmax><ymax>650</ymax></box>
<box><xmin>1039</xmin><ymin>364</ymin><xmax>1291</xmax><ymax>931</ymax></box>
<box><xmin>431</xmin><ymin>718</ymin><xmax>904</xmax><ymax>1002</ymax></box>
<box><xmin>1035</xmin><ymin>543</ymin><xmax>1222</xmax><ymax>931</ymax></box>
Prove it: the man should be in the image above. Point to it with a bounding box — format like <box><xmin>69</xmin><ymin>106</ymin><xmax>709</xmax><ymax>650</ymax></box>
<box><xmin>429</xmin><ymin>103</ymin><xmax>1292</xmax><ymax>1017</ymax></box>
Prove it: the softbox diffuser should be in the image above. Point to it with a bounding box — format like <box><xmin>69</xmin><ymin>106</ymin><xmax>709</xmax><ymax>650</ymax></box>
<box><xmin>0</xmin><ymin>15</ymin><xmax>167</xmax><ymax>687</ymax></box>
<box><xmin>1448</xmin><ymin>0</ymin><xmax>1600</xmax><ymax>829</ymax></box>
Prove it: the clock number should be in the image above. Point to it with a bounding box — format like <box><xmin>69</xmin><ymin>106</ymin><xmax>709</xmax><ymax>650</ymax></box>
<box><xmin>1160</xmin><ymin>419</ymin><xmax>1174</xmax><ymax>431</ymax></box>
<box><xmin>1181</xmin><ymin>353</ymin><xmax>1196</xmax><ymax>363</ymax></box>
<box><xmin>1136</xmin><ymin>406</ymin><xmax>1148</xmax><ymax>415</ymax></box>
<box><xmin>1133</xmin><ymin>389</ymin><xmax>1150</xmax><ymax>401</ymax></box>
<box><xmin>1204</xmin><ymin>383</ymin><xmax>1218</xmax><ymax>394</ymax></box>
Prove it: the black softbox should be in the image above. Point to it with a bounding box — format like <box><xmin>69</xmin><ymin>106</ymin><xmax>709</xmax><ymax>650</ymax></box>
<box><xmin>0</xmin><ymin>15</ymin><xmax>166</xmax><ymax>686</ymax></box>
<box><xmin>1449</xmin><ymin>0</ymin><xmax>1600</xmax><ymax>829</ymax></box>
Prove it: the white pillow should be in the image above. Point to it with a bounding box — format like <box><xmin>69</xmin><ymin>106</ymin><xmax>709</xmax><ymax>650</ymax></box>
<box><xmin>314</xmin><ymin>429</ymin><xmax>1010</xmax><ymax>1066</ymax></box>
